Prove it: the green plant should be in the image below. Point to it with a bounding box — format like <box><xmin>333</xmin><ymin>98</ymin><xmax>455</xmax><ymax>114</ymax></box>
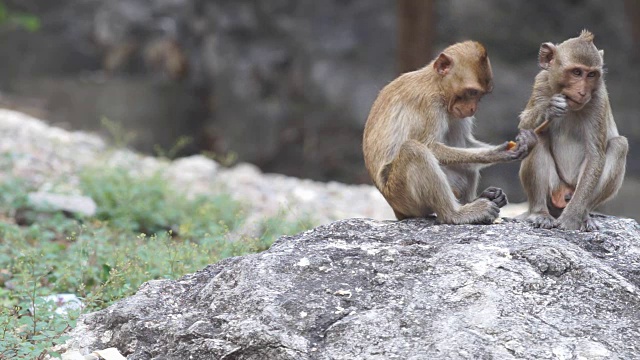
<box><xmin>0</xmin><ymin>176</ymin><xmax>29</xmax><ymax>213</ymax></box>
<box><xmin>0</xmin><ymin>162</ymin><xmax>316</xmax><ymax>357</ymax></box>
<box><xmin>100</xmin><ymin>117</ymin><xmax>137</xmax><ymax>149</ymax></box>
<box><xmin>202</xmin><ymin>150</ymin><xmax>238</xmax><ymax>167</ymax></box>
<box><xmin>259</xmin><ymin>213</ymin><xmax>315</xmax><ymax>249</ymax></box>
<box><xmin>0</xmin><ymin>251</ymin><xmax>76</xmax><ymax>359</ymax></box>
<box><xmin>78</xmin><ymin>166</ymin><xmax>242</xmax><ymax>236</ymax></box>
<box><xmin>154</xmin><ymin>135</ymin><xmax>193</xmax><ymax>159</ymax></box>
<box><xmin>0</xmin><ymin>2</ymin><xmax>40</xmax><ymax>32</ymax></box>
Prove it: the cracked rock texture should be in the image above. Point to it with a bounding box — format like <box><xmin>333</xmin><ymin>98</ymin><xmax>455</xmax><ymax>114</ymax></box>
<box><xmin>66</xmin><ymin>216</ymin><xmax>640</xmax><ymax>359</ymax></box>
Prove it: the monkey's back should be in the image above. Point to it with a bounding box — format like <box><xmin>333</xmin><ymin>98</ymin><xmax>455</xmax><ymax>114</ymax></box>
<box><xmin>363</xmin><ymin>71</ymin><xmax>435</xmax><ymax>189</ymax></box>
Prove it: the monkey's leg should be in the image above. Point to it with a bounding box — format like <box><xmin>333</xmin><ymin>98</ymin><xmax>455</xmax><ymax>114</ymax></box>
<box><xmin>443</xmin><ymin>166</ymin><xmax>507</xmax><ymax>208</ymax></box>
<box><xmin>575</xmin><ymin>136</ymin><xmax>628</xmax><ymax>230</ymax></box>
<box><xmin>555</xmin><ymin>137</ymin><xmax>627</xmax><ymax>232</ymax></box>
<box><xmin>384</xmin><ymin>140</ymin><xmax>499</xmax><ymax>225</ymax></box>
<box><xmin>520</xmin><ymin>144</ymin><xmax>561</xmax><ymax>229</ymax></box>
<box><xmin>588</xmin><ymin>136</ymin><xmax>628</xmax><ymax>208</ymax></box>
<box><xmin>442</xmin><ymin>165</ymin><xmax>478</xmax><ymax>204</ymax></box>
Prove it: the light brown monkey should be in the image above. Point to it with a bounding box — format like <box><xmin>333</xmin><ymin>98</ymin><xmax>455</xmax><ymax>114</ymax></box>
<box><xmin>363</xmin><ymin>41</ymin><xmax>537</xmax><ymax>225</ymax></box>
<box><xmin>519</xmin><ymin>30</ymin><xmax>628</xmax><ymax>231</ymax></box>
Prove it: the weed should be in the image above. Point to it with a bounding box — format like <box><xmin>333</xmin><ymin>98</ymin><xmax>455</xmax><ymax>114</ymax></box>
<box><xmin>0</xmin><ymin>2</ymin><xmax>41</xmax><ymax>32</ymax></box>
<box><xmin>0</xmin><ymin>162</ymin><xmax>315</xmax><ymax>358</ymax></box>
<box><xmin>154</xmin><ymin>135</ymin><xmax>193</xmax><ymax>159</ymax></box>
<box><xmin>201</xmin><ymin>150</ymin><xmax>238</xmax><ymax>167</ymax></box>
<box><xmin>78</xmin><ymin>166</ymin><xmax>242</xmax><ymax>236</ymax></box>
<box><xmin>100</xmin><ymin>117</ymin><xmax>137</xmax><ymax>149</ymax></box>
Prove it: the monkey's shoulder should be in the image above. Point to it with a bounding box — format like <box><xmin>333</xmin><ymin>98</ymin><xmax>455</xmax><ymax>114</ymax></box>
<box><xmin>530</xmin><ymin>72</ymin><xmax>555</xmax><ymax>98</ymax></box>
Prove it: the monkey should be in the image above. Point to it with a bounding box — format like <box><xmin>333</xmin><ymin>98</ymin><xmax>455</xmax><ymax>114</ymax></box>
<box><xmin>518</xmin><ymin>30</ymin><xmax>628</xmax><ymax>231</ymax></box>
<box><xmin>363</xmin><ymin>41</ymin><xmax>538</xmax><ymax>225</ymax></box>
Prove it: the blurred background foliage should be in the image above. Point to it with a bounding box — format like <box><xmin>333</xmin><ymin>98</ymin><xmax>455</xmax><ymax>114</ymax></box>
<box><xmin>0</xmin><ymin>1</ymin><xmax>40</xmax><ymax>32</ymax></box>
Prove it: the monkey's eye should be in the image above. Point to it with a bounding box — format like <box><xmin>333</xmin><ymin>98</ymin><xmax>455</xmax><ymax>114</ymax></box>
<box><xmin>587</xmin><ymin>71</ymin><xmax>597</xmax><ymax>78</ymax></box>
<box><xmin>572</xmin><ymin>68</ymin><xmax>582</xmax><ymax>76</ymax></box>
<box><xmin>467</xmin><ymin>89</ymin><xmax>479</xmax><ymax>97</ymax></box>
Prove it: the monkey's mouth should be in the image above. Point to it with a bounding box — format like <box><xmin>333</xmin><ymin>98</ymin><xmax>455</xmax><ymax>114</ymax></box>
<box><xmin>565</xmin><ymin>96</ymin><xmax>585</xmax><ymax>107</ymax></box>
<box><xmin>453</xmin><ymin>108</ymin><xmax>473</xmax><ymax>119</ymax></box>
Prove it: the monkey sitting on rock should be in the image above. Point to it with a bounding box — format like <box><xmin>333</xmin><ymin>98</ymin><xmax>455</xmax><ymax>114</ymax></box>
<box><xmin>363</xmin><ymin>41</ymin><xmax>548</xmax><ymax>225</ymax></box>
<box><xmin>518</xmin><ymin>30</ymin><xmax>628</xmax><ymax>232</ymax></box>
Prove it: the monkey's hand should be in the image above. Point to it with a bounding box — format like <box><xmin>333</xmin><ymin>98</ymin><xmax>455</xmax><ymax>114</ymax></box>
<box><xmin>515</xmin><ymin>128</ymin><xmax>537</xmax><ymax>154</ymax></box>
<box><xmin>546</xmin><ymin>94</ymin><xmax>568</xmax><ymax>120</ymax></box>
<box><xmin>478</xmin><ymin>187</ymin><xmax>508</xmax><ymax>208</ymax></box>
<box><xmin>490</xmin><ymin>134</ymin><xmax>534</xmax><ymax>162</ymax></box>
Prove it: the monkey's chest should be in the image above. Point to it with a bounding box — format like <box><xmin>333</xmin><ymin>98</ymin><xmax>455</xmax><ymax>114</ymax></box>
<box><xmin>550</xmin><ymin>135</ymin><xmax>585</xmax><ymax>185</ymax></box>
<box><xmin>442</xmin><ymin>130</ymin><xmax>466</xmax><ymax>148</ymax></box>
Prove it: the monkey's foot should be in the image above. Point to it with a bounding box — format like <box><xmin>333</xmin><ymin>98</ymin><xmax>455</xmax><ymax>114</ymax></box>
<box><xmin>525</xmin><ymin>212</ymin><xmax>555</xmax><ymax>229</ymax></box>
<box><xmin>583</xmin><ymin>216</ymin><xmax>599</xmax><ymax>232</ymax></box>
<box><xmin>478</xmin><ymin>187</ymin><xmax>508</xmax><ymax>208</ymax></box>
<box><xmin>555</xmin><ymin>214</ymin><xmax>599</xmax><ymax>232</ymax></box>
<box><xmin>551</xmin><ymin>185</ymin><xmax>574</xmax><ymax>209</ymax></box>
<box><xmin>440</xmin><ymin>198</ymin><xmax>499</xmax><ymax>225</ymax></box>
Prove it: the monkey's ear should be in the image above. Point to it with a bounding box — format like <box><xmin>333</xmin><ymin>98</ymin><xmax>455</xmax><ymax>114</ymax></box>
<box><xmin>434</xmin><ymin>53</ymin><xmax>453</xmax><ymax>75</ymax></box>
<box><xmin>538</xmin><ymin>43</ymin><xmax>556</xmax><ymax>70</ymax></box>
<box><xmin>599</xmin><ymin>49</ymin><xmax>604</xmax><ymax>59</ymax></box>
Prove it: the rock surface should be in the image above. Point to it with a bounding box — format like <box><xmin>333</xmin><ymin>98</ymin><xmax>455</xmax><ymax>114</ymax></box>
<box><xmin>27</xmin><ymin>192</ymin><xmax>97</xmax><ymax>217</ymax></box>
<box><xmin>65</xmin><ymin>216</ymin><xmax>640</xmax><ymax>359</ymax></box>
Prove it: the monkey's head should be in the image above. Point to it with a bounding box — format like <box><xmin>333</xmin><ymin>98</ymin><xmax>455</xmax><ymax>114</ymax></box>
<box><xmin>433</xmin><ymin>41</ymin><xmax>494</xmax><ymax>119</ymax></box>
<box><xmin>539</xmin><ymin>30</ymin><xmax>604</xmax><ymax>111</ymax></box>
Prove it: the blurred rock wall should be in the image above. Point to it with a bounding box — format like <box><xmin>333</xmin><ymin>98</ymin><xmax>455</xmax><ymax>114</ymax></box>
<box><xmin>0</xmin><ymin>0</ymin><xmax>638</xmax><ymax>216</ymax></box>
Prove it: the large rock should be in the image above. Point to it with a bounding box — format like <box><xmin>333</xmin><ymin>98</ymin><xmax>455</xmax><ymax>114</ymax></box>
<box><xmin>66</xmin><ymin>216</ymin><xmax>640</xmax><ymax>359</ymax></box>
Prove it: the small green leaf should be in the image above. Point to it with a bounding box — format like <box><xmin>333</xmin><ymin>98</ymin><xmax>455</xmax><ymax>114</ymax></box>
<box><xmin>13</xmin><ymin>14</ymin><xmax>40</xmax><ymax>32</ymax></box>
<box><xmin>0</xmin><ymin>3</ymin><xmax>7</xmax><ymax>22</ymax></box>
<box><xmin>17</xmin><ymin>316</ymin><xmax>33</xmax><ymax>326</ymax></box>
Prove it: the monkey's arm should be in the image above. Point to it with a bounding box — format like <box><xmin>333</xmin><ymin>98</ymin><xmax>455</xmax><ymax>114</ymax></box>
<box><xmin>514</xmin><ymin>94</ymin><xmax>566</xmax><ymax>151</ymax></box>
<box><xmin>518</xmin><ymin>106</ymin><xmax>544</xmax><ymax>130</ymax></box>
<box><xmin>465</xmin><ymin>135</ymin><xmax>493</xmax><ymax>149</ymax></box>
<box><xmin>518</xmin><ymin>90</ymin><xmax>547</xmax><ymax>129</ymax></box>
<box><xmin>429</xmin><ymin>141</ymin><xmax>526</xmax><ymax>166</ymax></box>
<box><xmin>519</xmin><ymin>94</ymin><xmax>567</xmax><ymax>130</ymax></box>
<box><xmin>519</xmin><ymin>72</ymin><xmax>563</xmax><ymax>129</ymax></box>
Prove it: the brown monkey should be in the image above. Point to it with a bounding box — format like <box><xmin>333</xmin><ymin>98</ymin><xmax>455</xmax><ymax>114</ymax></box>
<box><xmin>363</xmin><ymin>41</ymin><xmax>537</xmax><ymax>225</ymax></box>
<box><xmin>519</xmin><ymin>30</ymin><xmax>628</xmax><ymax>231</ymax></box>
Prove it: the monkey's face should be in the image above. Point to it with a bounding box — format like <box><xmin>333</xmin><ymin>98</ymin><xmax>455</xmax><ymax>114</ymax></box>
<box><xmin>449</xmin><ymin>88</ymin><xmax>485</xmax><ymax>119</ymax></box>
<box><xmin>560</xmin><ymin>65</ymin><xmax>601</xmax><ymax>111</ymax></box>
<box><xmin>542</xmin><ymin>33</ymin><xmax>604</xmax><ymax>112</ymax></box>
<box><xmin>435</xmin><ymin>41</ymin><xmax>493</xmax><ymax>119</ymax></box>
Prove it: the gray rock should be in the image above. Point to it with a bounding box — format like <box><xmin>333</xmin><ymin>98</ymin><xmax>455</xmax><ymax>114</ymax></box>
<box><xmin>27</xmin><ymin>192</ymin><xmax>97</xmax><ymax>217</ymax></box>
<box><xmin>164</xmin><ymin>155</ymin><xmax>219</xmax><ymax>196</ymax></box>
<box><xmin>65</xmin><ymin>216</ymin><xmax>640</xmax><ymax>359</ymax></box>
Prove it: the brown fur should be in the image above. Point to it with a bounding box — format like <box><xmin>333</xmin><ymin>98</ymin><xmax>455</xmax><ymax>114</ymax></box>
<box><xmin>363</xmin><ymin>41</ymin><xmax>535</xmax><ymax>224</ymax></box>
<box><xmin>519</xmin><ymin>31</ymin><xmax>628</xmax><ymax>231</ymax></box>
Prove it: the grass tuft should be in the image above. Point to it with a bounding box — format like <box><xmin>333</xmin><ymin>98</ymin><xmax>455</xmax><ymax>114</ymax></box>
<box><xmin>0</xmin><ymin>161</ymin><xmax>315</xmax><ymax>358</ymax></box>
